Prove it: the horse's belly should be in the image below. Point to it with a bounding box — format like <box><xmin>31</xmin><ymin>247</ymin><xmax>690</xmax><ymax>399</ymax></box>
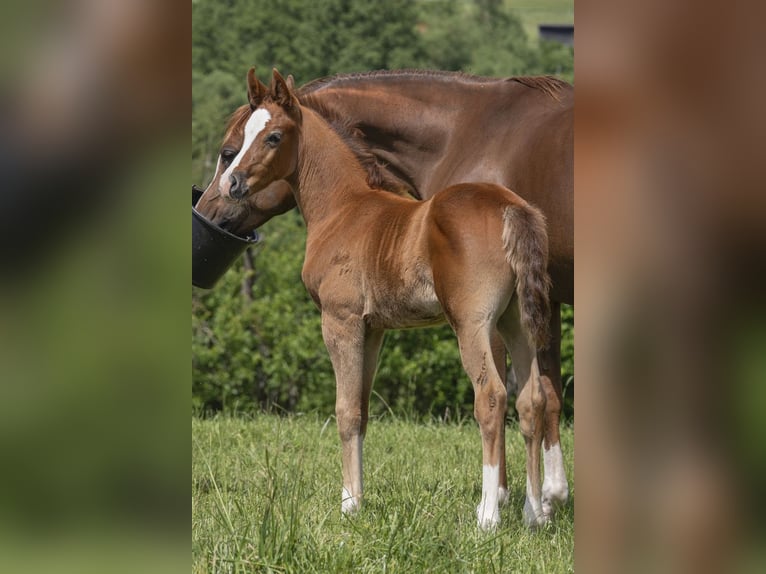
<box><xmin>363</xmin><ymin>281</ymin><xmax>444</xmax><ymax>330</ymax></box>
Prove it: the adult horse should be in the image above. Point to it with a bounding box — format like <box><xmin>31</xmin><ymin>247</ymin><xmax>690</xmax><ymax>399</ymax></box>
<box><xmin>196</xmin><ymin>69</ymin><xmax>572</xmax><ymax>520</ymax></box>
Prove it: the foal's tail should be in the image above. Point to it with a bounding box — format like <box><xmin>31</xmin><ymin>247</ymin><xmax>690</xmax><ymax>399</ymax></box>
<box><xmin>502</xmin><ymin>203</ymin><xmax>552</xmax><ymax>349</ymax></box>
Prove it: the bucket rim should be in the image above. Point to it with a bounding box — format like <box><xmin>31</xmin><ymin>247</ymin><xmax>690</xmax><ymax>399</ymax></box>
<box><xmin>192</xmin><ymin>206</ymin><xmax>260</xmax><ymax>244</ymax></box>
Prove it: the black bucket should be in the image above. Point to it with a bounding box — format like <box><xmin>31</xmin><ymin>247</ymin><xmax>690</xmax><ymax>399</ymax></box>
<box><xmin>192</xmin><ymin>185</ymin><xmax>259</xmax><ymax>289</ymax></box>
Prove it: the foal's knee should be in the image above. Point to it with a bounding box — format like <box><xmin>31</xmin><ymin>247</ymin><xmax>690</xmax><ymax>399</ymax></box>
<box><xmin>516</xmin><ymin>377</ymin><xmax>547</xmax><ymax>439</ymax></box>
<box><xmin>474</xmin><ymin>379</ymin><xmax>508</xmax><ymax>431</ymax></box>
<box><xmin>335</xmin><ymin>403</ymin><xmax>363</xmax><ymax>441</ymax></box>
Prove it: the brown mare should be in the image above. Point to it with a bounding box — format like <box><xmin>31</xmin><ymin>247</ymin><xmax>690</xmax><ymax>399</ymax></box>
<box><xmin>203</xmin><ymin>68</ymin><xmax>556</xmax><ymax>529</ymax></box>
<box><xmin>195</xmin><ymin>68</ymin><xmax>572</xmax><ymax>522</ymax></box>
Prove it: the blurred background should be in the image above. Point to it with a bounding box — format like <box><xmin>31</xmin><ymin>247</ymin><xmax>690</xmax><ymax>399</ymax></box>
<box><xmin>575</xmin><ymin>0</ymin><xmax>766</xmax><ymax>572</ymax></box>
<box><xmin>0</xmin><ymin>0</ymin><xmax>764</xmax><ymax>572</ymax></box>
<box><xmin>0</xmin><ymin>0</ymin><xmax>188</xmax><ymax>572</ymax></box>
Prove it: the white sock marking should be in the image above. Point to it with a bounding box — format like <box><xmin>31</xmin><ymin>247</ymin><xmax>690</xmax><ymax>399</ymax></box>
<box><xmin>476</xmin><ymin>464</ymin><xmax>500</xmax><ymax>529</ymax></box>
<box><xmin>341</xmin><ymin>486</ymin><xmax>359</xmax><ymax>515</ymax></box>
<box><xmin>542</xmin><ymin>442</ymin><xmax>569</xmax><ymax>517</ymax></box>
<box><xmin>498</xmin><ymin>485</ymin><xmax>509</xmax><ymax>507</ymax></box>
<box><xmin>524</xmin><ymin>473</ymin><xmax>548</xmax><ymax>528</ymax></box>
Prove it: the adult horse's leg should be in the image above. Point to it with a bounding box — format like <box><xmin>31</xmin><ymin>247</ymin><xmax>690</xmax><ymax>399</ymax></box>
<box><xmin>490</xmin><ymin>330</ymin><xmax>510</xmax><ymax>507</ymax></box>
<box><xmin>321</xmin><ymin>312</ymin><xmax>383</xmax><ymax>515</ymax></box>
<box><xmin>538</xmin><ymin>301</ymin><xmax>569</xmax><ymax>518</ymax></box>
<box><xmin>498</xmin><ymin>305</ymin><xmax>547</xmax><ymax>528</ymax></box>
<box><xmin>456</xmin><ymin>323</ymin><xmax>508</xmax><ymax>530</ymax></box>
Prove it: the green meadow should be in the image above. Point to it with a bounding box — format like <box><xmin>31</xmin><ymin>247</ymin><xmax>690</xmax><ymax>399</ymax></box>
<box><xmin>193</xmin><ymin>414</ymin><xmax>574</xmax><ymax>573</ymax></box>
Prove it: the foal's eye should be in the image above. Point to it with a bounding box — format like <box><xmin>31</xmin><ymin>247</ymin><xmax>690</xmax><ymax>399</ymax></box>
<box><xmin>265</xmin><ymin>132</ymin><xmax>282</xmax><ymax>147</ymax></box>
<box><xmin>220</xmin><ymin>148</ymin><xmax>238</xmax><ymax>166</ymax></box>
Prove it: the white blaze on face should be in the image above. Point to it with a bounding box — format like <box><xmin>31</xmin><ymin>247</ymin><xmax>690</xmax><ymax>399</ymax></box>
<box><xmin>218</xmin><ymin>108</ymin><xmax>272</xmax><ymax>194</ymax></box>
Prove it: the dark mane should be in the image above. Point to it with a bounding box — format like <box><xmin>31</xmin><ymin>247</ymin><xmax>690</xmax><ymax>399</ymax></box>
<box><xmin>325</xmin><ymin>115</ymin><xmax>411</xmax><ymax>197</ymax></box>
<box><xmin>509</xmin><ymin>75</ymin><xmax>570</xmax><ymax>100</ymax></box>
<box><xmin>299</xmin><ymin>69</ymin><xmax>494</xmax><ymax>94</ymax></box>
<box><xmin>298</xmin><ymin>69</ymin><xmax>570</xmax><ymax>100</ymax></box>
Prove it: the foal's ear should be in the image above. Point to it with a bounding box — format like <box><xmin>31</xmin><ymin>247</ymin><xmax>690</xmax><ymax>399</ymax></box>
<box><xmin>271</xmin><ymin>68</ymin><xmax>298</xmax><ymax>110</ymax></box>
<box><xmin>247</xmin><ymin>67</ymin><xmax>268</xmax><ymax>110</ymax></box>
<box><xmin>286</xmin><ymin>74</ymin><xmax>296</xmax><ymax>91</ymax></box>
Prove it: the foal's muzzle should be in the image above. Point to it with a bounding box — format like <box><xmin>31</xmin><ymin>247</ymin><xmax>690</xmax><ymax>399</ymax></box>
<box><xmin>228</xmin><ymin>171</ymin><xmax>248</xmax><ymax>200</ymax></box>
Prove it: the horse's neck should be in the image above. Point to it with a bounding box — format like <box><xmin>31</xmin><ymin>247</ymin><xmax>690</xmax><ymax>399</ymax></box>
<box><xmin>304</xmin><ymin>78</ymin><xmax>471</xmax><ymax>132</ymax></box>
<box><xmin>303</xmin><ymin>83</ymin><xmax>469</xmax><ymax>197</ymax></box>
<box><xmin>289</xmin><ymin>108</ymin><xmax>371</xmax><ymax>228</ymax></box>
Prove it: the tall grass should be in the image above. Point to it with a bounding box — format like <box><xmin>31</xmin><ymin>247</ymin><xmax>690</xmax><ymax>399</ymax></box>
<box><xmin>192</xmin><ymin>413</ymin><xmax>574</xmax><ymax>573</ymax></box>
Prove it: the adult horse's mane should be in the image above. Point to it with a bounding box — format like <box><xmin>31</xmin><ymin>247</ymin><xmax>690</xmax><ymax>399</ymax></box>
<box><xmin>509</xmin><ymin>75</ymin><xmax>571</xmax><ymax>100</ymax></box>
<box><xmin>298</xmin><ymin>69</ymin><xmax>570</xmax><ymax>101</ymax></box>
<box><xmin>324</xmin><ymin>116</ymin><xmax>410</xmax><ymax>196</ymax></box>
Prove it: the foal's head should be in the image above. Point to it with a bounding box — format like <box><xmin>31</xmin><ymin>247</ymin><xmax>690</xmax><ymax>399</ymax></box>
<box><xmin>216</xmin><ymin>68</ymin><xmax>302</xmax><ymax>202</ymax></box>
<box><xmin>194</xmin><ymin>69</ymin><xmax>300</xmax><ymax>235</ymax></box>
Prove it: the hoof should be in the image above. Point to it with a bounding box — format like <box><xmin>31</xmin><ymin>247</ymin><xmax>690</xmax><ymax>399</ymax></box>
<box><xmin>523</xmin><ymin>497</ymin><xmax>549</xmax><ymax>529</ymax></box>
<box><xmin>498</xmin><ymin>486</ymin><xmax>509</xmax><ymax>507</ymax></box>
<box><xmin>476</xmin><ymin>502</ymin><xmax>501</xmax><ymax>530</ymax></box>
<box><xmin>341</xmin><ymin>488</ymin><xmax>361</xmax><ymax>515</ymax></box>
<box><xmin>542</xmin><ymin>483</ymin><xmax>569</xmax><ymax>518</ymax></box>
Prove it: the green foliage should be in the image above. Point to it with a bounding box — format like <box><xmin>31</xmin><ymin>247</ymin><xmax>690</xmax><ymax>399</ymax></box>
<box><xmin>193</xmin><ymin>211</ymin><xmax>334</xmax><ymax>414</ymax></box>
<box><xmin>417</xmin><ymin>0</ymin><xmax>536</xmax><ymax>76</ymax></box>
<box><xmin>192</xmin><ymin>0</ymin><xmax>574</xmax><ymax>418</ymax></box>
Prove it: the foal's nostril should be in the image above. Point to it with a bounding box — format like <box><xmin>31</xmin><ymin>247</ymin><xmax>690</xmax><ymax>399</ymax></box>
<box><xmin>227</xmin><ymin>171</ymin><xmax>249</xmax><ymax>200</ymax></box>
<box><xmin>229</xmin><ymin>174</ymin><xmax>240</xmax><ymax>197</ymax></box>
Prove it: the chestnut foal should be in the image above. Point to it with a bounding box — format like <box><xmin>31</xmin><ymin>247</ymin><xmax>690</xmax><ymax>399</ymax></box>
<box><xmin>214</xmin><ymin>69</ymin><xmax>553</xmax><ymax>529</ymax></box>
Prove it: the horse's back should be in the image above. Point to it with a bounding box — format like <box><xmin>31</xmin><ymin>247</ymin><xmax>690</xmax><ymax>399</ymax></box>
<box><xmin>423</xmin><ymin>81</ymin><xmax>572</xmax><ymax>196</ymax></box>
<box><xmin>426</xmin><ymin>182</ymin><xmax>526</xmax><ymax>282</ymax></box>
<box><xmin>428</xmin><ymin>182</ymin><xmax>528</xmax><ymax>224</ymax></box>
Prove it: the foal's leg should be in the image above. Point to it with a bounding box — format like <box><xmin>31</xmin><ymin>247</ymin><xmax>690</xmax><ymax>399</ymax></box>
<box><xmin>538</xmin><ymin>301</ymin><xmax>569</xmax><ymax>518</ymax></box>
<box><xmin>455</xmin><ymin>324</ymin><xmax>508</xmax><ymax>530</ymax></box>
<box><xmin>321</xmin><ymin>312</ymin><xmax>384</xmax><ymax>515</ymax></box>
<box><xmin>359</xmin><ymin>328</ymin><xmax>385</xmax><ymax>449</ymax></box>
<box><xmin>498</xmin><ymin>305</ymin><xmax>547</xmax><ymax>528</ymax></box>
<box><xmin>490</xmin><ymin>329</ymin><xmax>510</xmax><ymax>507</ymax></box>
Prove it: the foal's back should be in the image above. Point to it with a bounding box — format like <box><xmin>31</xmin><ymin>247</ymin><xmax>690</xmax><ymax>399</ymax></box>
<box><xmin>303</xmin><ymin>181</ymin><xmax>536</xmax><ymax>332</ymax></box>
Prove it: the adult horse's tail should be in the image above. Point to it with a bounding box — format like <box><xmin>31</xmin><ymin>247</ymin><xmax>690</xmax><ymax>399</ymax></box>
<box><xmin>501</xmin><ymin>203</ymin><xmax>551</xmax><ymax>348</ymax></box>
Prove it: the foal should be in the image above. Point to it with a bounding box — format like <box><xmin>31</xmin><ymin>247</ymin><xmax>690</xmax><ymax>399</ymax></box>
<box><xmin>217</xmin><ymin>68</ymin><xmax>553</xmax><ymax>529</ymax></box>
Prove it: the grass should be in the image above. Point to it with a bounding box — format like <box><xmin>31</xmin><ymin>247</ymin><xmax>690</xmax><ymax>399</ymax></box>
<box><xmin>193</xmin><ymin>413</ymin><xmax>574</xmax><ymax>573</ymax></box>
